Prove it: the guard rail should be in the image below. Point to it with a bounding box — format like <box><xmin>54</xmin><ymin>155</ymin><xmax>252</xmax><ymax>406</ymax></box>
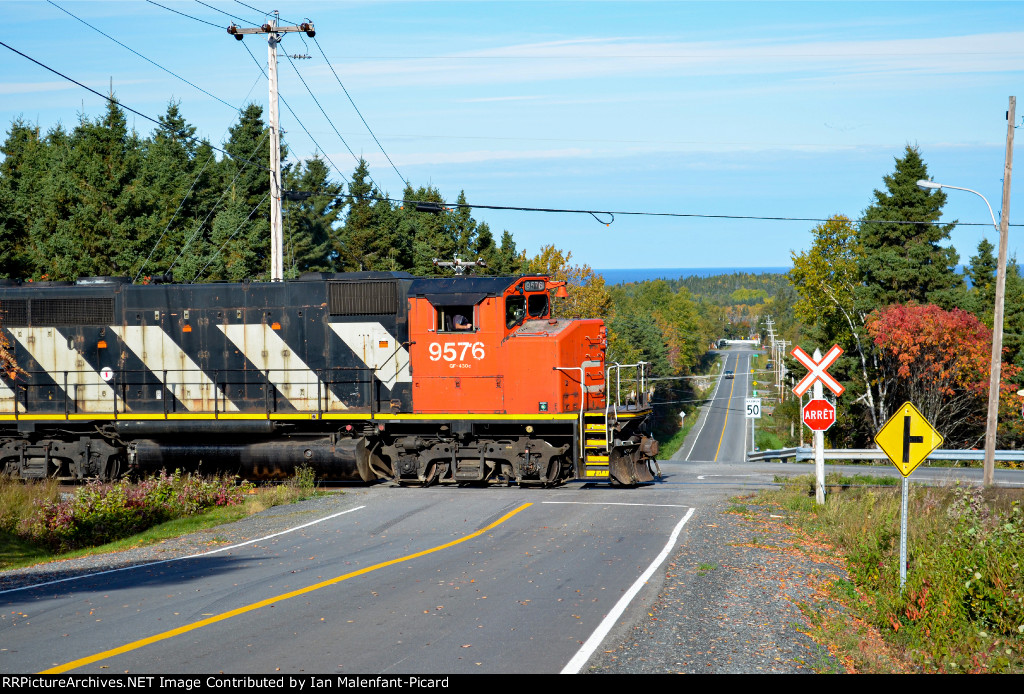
<box><xmin>747</xmin><ymin>447</ymin><xmax>1024</xmax><ymax>463</ymax></box>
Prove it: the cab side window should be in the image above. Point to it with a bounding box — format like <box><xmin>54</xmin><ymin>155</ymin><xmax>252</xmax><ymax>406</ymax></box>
<box><xmin>506</xmin><ymin>296</ymin><xmax>525</xmax><ymax>328</ymax></box>
<box><xmin>437</xmin><ymin>305</ymin><xmax>476</xmax><ymax>332</ymax></box>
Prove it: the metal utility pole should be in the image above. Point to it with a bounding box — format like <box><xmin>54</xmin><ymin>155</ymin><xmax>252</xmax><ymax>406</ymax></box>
<box><xmin>227</xmin><ymin>16</ymin><xmax>316</xmax><ymax>282</ymax></box>
<box><xmin>984</xmin><ymin>96</ymin><xmax>1015</xmax><ymax>486</ymax></box>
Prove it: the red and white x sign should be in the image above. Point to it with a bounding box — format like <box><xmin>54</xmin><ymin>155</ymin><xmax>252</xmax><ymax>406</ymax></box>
<box><xmin>791</xmin><ymin>344</ymin><xmax>845</xmax><ymax>397</ymax></box>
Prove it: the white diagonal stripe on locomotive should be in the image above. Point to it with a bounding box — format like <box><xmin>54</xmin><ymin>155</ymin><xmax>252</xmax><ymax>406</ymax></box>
<box><xmin>8</xmin><ymin>326</ymin><xmax>123</xmax><ymax>412</ymax></box>
<box><xmin>112</xmin><ymin>324</ymin><xmax>240</xmax><ymax>412</ymax></box>
<box><xmin>217</xmin><ymin>322</ymin><xmax>339</xmax><ymax>411</ymax></box>
<box><xmin>0</xmin><ymin>352</ymin><xmax>26</xmax><ymax>414</ymax></box>
<box><xmin>328</xmin><ymin>322</ymin><xmax>411</xmax><ymax>390</ymax></box>
<box><xmin>0</xmin><ymin>379</ymin><xmax>25</xmax><ymax>413</ymax></box>
<box><xmin>119</xmin><ymin>284</ymin><xmax>280</xmax><ymax>414</ymax></box>
<box><xmin>97</xmin><ymin>322</ymin><xmax>188</xmax><ymax>414</ymax></box>
<box><xmin>228</xmin><ymin>285</ymin><xmax>355</xmax><ymax>412</ymax></box>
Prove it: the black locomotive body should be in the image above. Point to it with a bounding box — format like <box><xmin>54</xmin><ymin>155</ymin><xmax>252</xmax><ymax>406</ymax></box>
<box><xmin>0</xmin><ymin>273</ymin><xmax>657</xmax><ymax>486</ymax></box>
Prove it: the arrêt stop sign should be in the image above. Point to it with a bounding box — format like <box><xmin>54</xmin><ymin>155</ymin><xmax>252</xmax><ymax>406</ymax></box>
<box><xmin>802</xmin><ymin>398</ymin><xmax>836</xmax><ymax>431</ymax></box>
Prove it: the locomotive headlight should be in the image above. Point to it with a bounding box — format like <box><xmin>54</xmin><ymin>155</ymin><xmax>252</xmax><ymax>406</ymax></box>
<box><xmin>525</xmin><ymin>425</ymin><xmax>534</xmax><ymax>433</ymax></box>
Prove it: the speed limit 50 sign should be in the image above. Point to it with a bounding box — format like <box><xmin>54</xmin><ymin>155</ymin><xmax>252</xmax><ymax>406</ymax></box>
<box><xmin>745</xmin><ymin>397</ymin><xmax>762</xmax><ymax>419</ymax></box>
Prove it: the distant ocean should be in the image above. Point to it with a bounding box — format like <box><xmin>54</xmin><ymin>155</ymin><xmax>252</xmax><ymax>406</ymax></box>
<box><xmin>595</xmin><ymin>267</ymin><xmax>790</xmax><ymax>285</ymax></box>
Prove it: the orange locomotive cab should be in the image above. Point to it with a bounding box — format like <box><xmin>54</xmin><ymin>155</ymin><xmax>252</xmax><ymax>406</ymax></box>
<box><xmin>388</xmin><ymin>275</ymin><xmax>656</xmax><ymax>486</ymax></box>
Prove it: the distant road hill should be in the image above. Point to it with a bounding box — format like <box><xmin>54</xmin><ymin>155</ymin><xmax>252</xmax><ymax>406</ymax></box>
<box><xmin>596</xmin><ymin>267</ymin><xmax>789</xmax><ymax>285</ymax></box>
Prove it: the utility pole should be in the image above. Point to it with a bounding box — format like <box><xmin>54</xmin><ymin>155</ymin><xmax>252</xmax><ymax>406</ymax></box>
<box><xmin>984</xmin><ymin>96</ymin><xmax>1015</xmax><ymax>486</ymax></box>
<box><xmin>228</xmin><ymin>15</ymin><xmax>316</xmax><ymax>282</ymax></box>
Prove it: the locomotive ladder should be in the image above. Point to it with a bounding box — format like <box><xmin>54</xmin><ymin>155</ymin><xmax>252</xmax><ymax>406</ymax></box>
<box><xmin>581</xmin><ymin>411</ymin><xmax>610</xmax><ymax>479</ymax></box>
<box><xmin>578</xmin><ymin>361</ymin><xmax>651</xmax><ymax>481</ymax></box>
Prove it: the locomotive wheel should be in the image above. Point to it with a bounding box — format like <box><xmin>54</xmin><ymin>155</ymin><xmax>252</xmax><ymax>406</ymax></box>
<box><xmin>422</xmin><ymin>462</ymin><xmax>439</xmax><ymax>487</ymax></box>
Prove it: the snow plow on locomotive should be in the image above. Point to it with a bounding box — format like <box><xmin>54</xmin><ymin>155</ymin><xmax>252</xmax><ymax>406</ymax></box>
<box><xmin>0</xmin><ymin>272</ymin><xmax>658</xmax><ymax>486</ymax></box>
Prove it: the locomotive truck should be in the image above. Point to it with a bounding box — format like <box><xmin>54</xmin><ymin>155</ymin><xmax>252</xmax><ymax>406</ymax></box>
<box><xmin>0</xmin><ymin>272</ymin><xmax>658</xmax><ymax>486</ymax></box>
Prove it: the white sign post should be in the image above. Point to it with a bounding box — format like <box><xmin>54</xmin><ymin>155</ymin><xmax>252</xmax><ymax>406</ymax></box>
<box><xmin>745</xmin><ymin>397</ymin><xmax>761</xmax><ymax>453</ymax></box>
<box><xmin>792</xmin><ymin>345</ymin><xmax>845</xmax><ymax>505</ymax></box>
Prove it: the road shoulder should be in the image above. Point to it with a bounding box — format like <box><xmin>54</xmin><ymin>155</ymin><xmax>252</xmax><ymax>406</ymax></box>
<box><xmin>587</xmin><ymin>495</ymin><xmax>850</xmax><ymax>674</ymax></box>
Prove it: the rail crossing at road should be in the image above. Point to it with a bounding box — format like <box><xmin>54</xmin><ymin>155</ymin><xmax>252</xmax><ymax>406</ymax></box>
<box><xmin>791</xmin><ymin>344</ymin><xmax>844</xmax><ymax>397</ymax></box>
<box><xmin>790</xmin><ymin>344</ymin><xmax>844</xmax><ymax>506</ymax></box>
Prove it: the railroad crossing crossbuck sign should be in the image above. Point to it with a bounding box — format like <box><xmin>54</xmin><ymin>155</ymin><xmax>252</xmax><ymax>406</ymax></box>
<box><xmin>791</xmin><ymin>344</ymin><xmax>845</xmax><ymax>397</ymax></box>
<box><xmin>873</xmin><ymin>402</ymin><xmax>943</xmax><ymax>477</ymax></box>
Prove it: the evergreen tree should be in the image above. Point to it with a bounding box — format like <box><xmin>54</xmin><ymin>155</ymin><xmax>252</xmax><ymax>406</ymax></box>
<box><xmin>857</xmin><ymin>145</ymin><xmax>961</xmax><ymax>306</ymax></box>
<box><xmin>0</xmin><ymin>117</ymin><xmax>45</xmax><ymax>278</ymax></box>
<box><xmin>968</xmin><ymin>237</ymin><xmax>998</xmax><ymax>305</ymax></box>
<box><xmin>282</xmin><ymin>156</ymin><xmax>341</xmax><ymax>277</ymax></box>
<box><xmin>136</xmin><ymin>102</ymin><xmax>218</xmax><ymax>281</ymax></box>
<box><xmin>33</xmin><ymin>98</ymin><xmax>150</xmax><ymax>279</ymax></box>
<box><xmin>402</xmin><ymin>184</ymin><xmax>456</xmax><ymax>275</ymax></box>
<box><xmin>485</xmin><ymin>230</ymin><xmax>520</xmax><ymax>275</ymax></box>
<box><xmin>190</xmin><ymin>104</ymin><xmax>275</xmax><ymax>282</ymax></box>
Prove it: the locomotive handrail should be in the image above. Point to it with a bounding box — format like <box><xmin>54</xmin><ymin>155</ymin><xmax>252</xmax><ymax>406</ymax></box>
<box><xmin>553</xmin><ymin>365</ymin><xmax>586</xmax><ymax>457</ymax></box>
<box><xmin>605</xmin><ymin>361</ymin><xmax>651</xmax><ymax>449</ymax></box>
<box><xmin>0</xmin><ymin>365</ymin><xmax>386</xmax><ymax>419</ymax></box>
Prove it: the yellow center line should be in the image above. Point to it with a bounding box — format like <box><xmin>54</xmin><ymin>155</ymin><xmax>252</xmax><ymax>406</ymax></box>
<box><xmin>42</xmin><ymin>502</ymin><xmax>534</xmax><ymax>674</ymax></box>
<box><xmin>714</xmin><ymin>356</ymin><xmax>738</xmax><ymax>462</ymax></box>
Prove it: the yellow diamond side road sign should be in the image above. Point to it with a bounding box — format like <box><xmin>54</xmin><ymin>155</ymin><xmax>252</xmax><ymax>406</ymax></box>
<box><xmin>873</xmin><ymin>401</ymin><xmax>944</xmax><ymax>477</ymax></box>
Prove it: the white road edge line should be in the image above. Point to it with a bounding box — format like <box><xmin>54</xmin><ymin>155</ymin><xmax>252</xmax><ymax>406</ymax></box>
<box><xmin>696</xmin><ymin>474</ymin><xmax>762</xmax><ymax>479</ymax></box>
<box><xmin>561</xmin><ymin>506</ymin><xmax>696</xmax><ymax>674</ymax></box>
<box><xmin>542</xmin><ymin>501</ymin><xmax>690</xmax><ymax>508</ymax></box>
<box><xmin>684</xmin><ymin>363</ymin><xmax>726</xmax><ymax>461</ymax></box>
<box><xmin>0</xmin><ymin>505</ymin><xmax>366</xmax><ymax>596</ymax></box>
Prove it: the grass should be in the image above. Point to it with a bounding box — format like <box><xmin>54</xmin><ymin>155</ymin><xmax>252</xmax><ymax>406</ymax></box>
<box><xmin>0</xmin><ymin>467</ymin><xmax>326</xmax><ymax>571</ymax></box>
<box><xmin>752</xmin><ymin>475</ymin><xmax>1024</xmax><ymax>673</ymax></box>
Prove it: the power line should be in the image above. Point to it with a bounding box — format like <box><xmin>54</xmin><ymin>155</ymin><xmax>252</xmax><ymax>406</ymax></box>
<box><xmin>192</xmin><ymin>191</ymin><xmax>272</xmax><ymax>282</ymax></box>
<box><xmin>147</xmin><ymin>0</ymin><xmax>365</xmax><ymax>189</ymax></box>
<box><xmin>0</xmin><ymin>39</ymin><xmax>268</xmax><ymax>174</ymax></box>
<box><xmin>238</xmin><ymin>40</ymin><xmax>350</xmax><ymax>188</ymax></box>
<box><xmin>312</xmin><ymin>35</ymin><xmax>407</xmax><ymax>187</ymax></box>
<box><xmin>166</xmin><ymin>128</ymin><xmax>271</xmax><ymax>276</ymax></box>
<box><xmin>194</xmin><ymin>0</ymin><xmax>258</xmax><ymax>27</ymax></box>
<box><xmin>231</xmin><ymin>0</ymin><xmax>406</xmax><ymax>189</ymax></box>
<box><xmin>145</xmin><ymin>0</ymin><xmax>222</xmax><ymax>29</ymax></box>
<box><xmin>145</xmin><ymin>0</ymin><xmax>357</xmax><ymax>189</ymax></box>
<box><xmin>233</xmin><ymin>0</ymin><xmax>274</xmax><ymax>21</ymax></box>
<box><xmin>48</xmin><ymin>0</ymin><xmax>240</xmax><ymax>113</ymax></box>
<box><xmin>280</xmin><ymin>48</ymin><xmax>382</xmax><ymax>189</ymax></box>
<box><xmin>301</xmin><ymin>189</ymin><xmax>1023</xmax><ymax>229</ymax></box>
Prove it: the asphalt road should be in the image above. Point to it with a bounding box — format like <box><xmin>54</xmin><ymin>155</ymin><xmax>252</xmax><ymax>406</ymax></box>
<box><xmin>2</xmin><ymin>483</ymin><xmax>699</xmax><ymax>674</ymax></box>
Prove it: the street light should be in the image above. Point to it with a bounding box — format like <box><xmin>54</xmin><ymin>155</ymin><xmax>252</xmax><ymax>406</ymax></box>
<box><xmin>916</xmin><ymin>178</ymin><xmax>1004</xmax><ymax>486</ymax></box>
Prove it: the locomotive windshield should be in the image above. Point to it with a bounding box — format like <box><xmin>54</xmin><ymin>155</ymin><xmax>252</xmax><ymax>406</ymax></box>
<box><xmin>506</xmin><ymin>293</ymin><xmax>549</xmax><ymax>328</ymax></box>
<box><xmin>527</xmin><ymin>293</ymin><xmax>548</xmax><ymax>318</ymax></box>
<box><xmin>506</xmin><ymin>296</ymin><xmax>525</xmax><ymax>328</ymax></box>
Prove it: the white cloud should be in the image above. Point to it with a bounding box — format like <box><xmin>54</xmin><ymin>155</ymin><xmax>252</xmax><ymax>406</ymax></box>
<box><xmin>364</xmin><ymin>147</ymin><xmax>594</xmax><ymax>167</ymax></box>
<box><xmin>317</xmin><ymin>32</ymin><xmax>1024</xmax><ymax>88</ymax></box>
<box><xmin>0</xmin><ymin>81</ymin><xmax>77</xmax><ymax>95</ymax></box>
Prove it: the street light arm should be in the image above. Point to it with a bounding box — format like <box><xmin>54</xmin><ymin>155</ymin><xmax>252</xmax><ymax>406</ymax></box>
<box><xmin>916</xmin><ymin>179</ymin><xmax>999</xmax><ymax>231</ymax></box>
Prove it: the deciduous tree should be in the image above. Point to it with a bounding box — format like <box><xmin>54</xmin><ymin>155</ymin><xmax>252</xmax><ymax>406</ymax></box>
<box><xmin>866</xmin><ymin>303</ymin><xmax>1019</xmax><ymax>447</ymax></box>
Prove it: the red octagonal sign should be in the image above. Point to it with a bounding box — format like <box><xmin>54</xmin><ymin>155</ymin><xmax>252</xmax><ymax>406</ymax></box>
<box><xmin>802</xmin><ymin>398</ymin><xmax>836</xmax><ymax>431</ymax></box>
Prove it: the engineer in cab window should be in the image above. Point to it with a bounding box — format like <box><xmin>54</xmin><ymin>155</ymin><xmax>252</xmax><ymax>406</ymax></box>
<box><xmin>453</xmin><ymin>313</ymin><xmax>472</xmax><ymax>330</ymax></box>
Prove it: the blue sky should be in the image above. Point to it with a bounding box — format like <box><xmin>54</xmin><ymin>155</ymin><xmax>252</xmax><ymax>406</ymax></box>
<box><xmin>2</xmin><ymin>1</ymin><xmax>1023</xmax><ymax>270</ymax></box>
